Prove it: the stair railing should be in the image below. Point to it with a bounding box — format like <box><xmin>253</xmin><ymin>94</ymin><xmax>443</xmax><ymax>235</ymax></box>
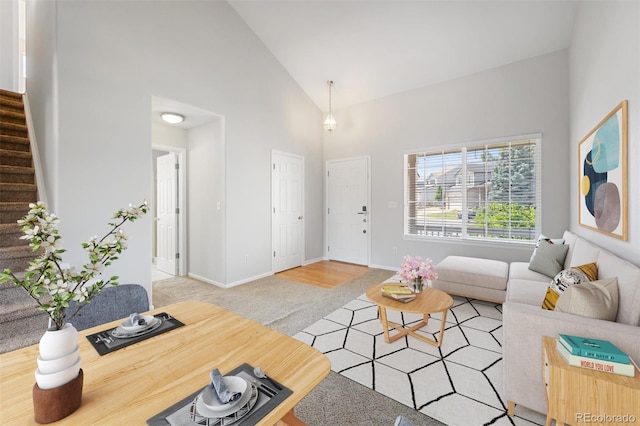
<box><xmin>22</xmin><ymin>93</ymin><xmax>49</xmax><ymax>208</ymax></box>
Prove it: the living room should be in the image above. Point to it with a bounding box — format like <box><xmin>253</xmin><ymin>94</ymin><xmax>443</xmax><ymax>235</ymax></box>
<box><xmin>0</xmin><ymin>0</ymin><xmax>638</xmax><ymax>424</ymax></box>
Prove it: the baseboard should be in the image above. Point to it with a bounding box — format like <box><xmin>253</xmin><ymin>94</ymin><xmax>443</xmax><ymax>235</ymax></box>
<box><xmin>303</xmin><ymin>257</ymin><xmax>324</xmax><ymax>266</ymax></box>
<box><xmin>187</xmin><ymin>273</ymin><xmax>226</xmax><ymax>289</ymax></box>
<box><xmin>368</xmin><ymin>264</ymin><xmax>399</xmax><ymax>272</ymax></box>
<box><xmin>225</xmin><ymin>271</ymin><xmax>274</xmax><ymax>289</ymax></box>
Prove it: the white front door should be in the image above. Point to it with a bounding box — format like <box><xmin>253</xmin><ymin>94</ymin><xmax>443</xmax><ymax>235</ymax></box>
<box><xmin>156</xmin><ymin>152</ymin><xmax>178</xmax><ymax>275</ymax></box>
<box><xmin>272</xmin><ymin>152</ymin><xmax>304</xmax><ymax>273</ymax></box>
<box><xmin>327</xmin><ymin>157</ymin><xmax>369</xmax><ymax>265</ymax></box>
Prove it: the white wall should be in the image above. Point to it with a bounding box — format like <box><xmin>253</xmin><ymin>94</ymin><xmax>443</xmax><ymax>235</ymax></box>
<box><xmin>25</xmin><ymin>0</ymin><xmax>324</xmax><ymax>298</ymax></box>
<box><xmin>325</xmin><ymin>50</ymin><xmax>571</xmax><ymax>269</ymax></box>
<box><xmin>188</xmin><ymin>119</ymin><xmax>226</xmax><ymax>285</ymax></box>
<box><xmin>25</xmin><ymin>0</ymin><xmax>58</xmax><ymax>210</ymax></box>
<box><xmin>0</xmin><ymin>0</ymin><xmax>19</xmax><ymax>91</ymax></box>
<box><xmin>569</xmin><ymin>1</ymin><xmax>640</xmax><ymax>265</ymax></box>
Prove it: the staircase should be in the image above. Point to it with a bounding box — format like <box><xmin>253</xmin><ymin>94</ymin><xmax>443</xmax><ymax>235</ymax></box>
<box><xmin>0</xmin><ymin>89</ymin><xmax>49</xmax><ymax>354</ymax></box>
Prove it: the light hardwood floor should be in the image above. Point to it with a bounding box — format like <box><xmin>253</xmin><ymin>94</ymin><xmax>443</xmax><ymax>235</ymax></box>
<box><xmin>275</xmin><ymin>261</ymin><xmax>369</xmax><ymax>289</ymax></box>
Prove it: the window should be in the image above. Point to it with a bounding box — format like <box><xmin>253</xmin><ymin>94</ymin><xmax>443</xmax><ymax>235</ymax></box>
<box><xmin>404</xmin><ymin>136</ymin><xmax>541</xmax><ymax>243</ymax></box>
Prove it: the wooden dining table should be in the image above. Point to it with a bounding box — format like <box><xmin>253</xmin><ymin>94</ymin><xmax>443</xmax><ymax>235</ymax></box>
<box><xmin>0</xmin><ymin>300</ymin><xmax>331</xmax><ymax>425</ymax></box>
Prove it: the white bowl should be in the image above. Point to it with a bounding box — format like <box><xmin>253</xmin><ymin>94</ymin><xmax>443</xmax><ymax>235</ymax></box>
<box><xmin>120</xmin><ymin>315</ymin><xmax>155</xmax><ymax>332</ymax></box>
<box><xmin>201</xmin><ymin>376</ymin><xmax>248</xmax><ymax>411</ymax></box>
<box><xmin>37</xmin><ymin>345</ymin><xmax>79</xmax><ymax>374</ymax></box>
<box><xmin>35</xmin><ymin>357</ymin><xmax>81</xmax><ymax>390</ymax></box>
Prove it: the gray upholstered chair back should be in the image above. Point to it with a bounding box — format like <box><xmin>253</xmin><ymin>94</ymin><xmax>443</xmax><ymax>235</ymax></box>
<box><xmin>65</xmin><ymin>284</ymin><xmax>150</xmax><ymax>331</ymax></box>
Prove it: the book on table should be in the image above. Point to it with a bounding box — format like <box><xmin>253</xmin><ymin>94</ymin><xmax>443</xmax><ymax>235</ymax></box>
<box><xmin>381</xmin><ymin>292</ymin><xmax>415</xmax><ymax>303</ymax></box>
<box><xmin>558</xmin><ymin>333</ymin><xmax>630</xmax><ymax>364</ymax></box>
<box><xmin>382</xmin><ymin>285</ymin><xmax>413</xmax><ymax>295</ymax></box>
<box><xmin>555</xmin><ymin>339</ymin><xmax>636</xmax><ymax>377</ymax></box>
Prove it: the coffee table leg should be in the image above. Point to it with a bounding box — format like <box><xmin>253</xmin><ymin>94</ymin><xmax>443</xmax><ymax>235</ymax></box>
<box><xmin>379</xmin><ymin>307</ymin><xmax>391</xmax><ymax>343</ymax></box>
<box><xmin>435</xmin><ymin>309</ymin><xmax>449</xmax><ymax>346</ymax></box>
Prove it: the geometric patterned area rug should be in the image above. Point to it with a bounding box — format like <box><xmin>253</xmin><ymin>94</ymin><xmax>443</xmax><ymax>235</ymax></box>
<box><xmin>294</xmin><ymin>293</ymin><xmax>547</xmax><ymax>426</ymax></box>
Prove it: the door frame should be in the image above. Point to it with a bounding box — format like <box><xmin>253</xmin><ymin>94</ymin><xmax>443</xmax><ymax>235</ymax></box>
<box><xmin>271</xmin><ymin>150</ymin><xmax>305</xmax><ymax>273</ymax></box>
<box><xmin>325</xmin><ymin>156</ymin><xmax>371</xmax><ymax>265</ymax></box>
<box><xmin>269</xmin><ymin>149</ymin><xmax>306</xmax><ymax>273</ymax></box>
<box><xmin>153</xmin><ymin>145</ymin><xmax>187</xmax><ymax>276</ymax></box>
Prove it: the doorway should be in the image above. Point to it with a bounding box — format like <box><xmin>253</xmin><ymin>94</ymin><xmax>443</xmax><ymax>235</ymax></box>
<box><xmin>152</xmin><ymin>148</ymin><xmax>186</xmax><ymax>277</ymax></box>
<box><xmin>326</xmin><ymin>157</ymin><xmax>370</xmax><ymax>265</ymax></box>
<box><xmin>272</xmin><ymin>151</ymin><xmax>304</xmax><ymax>273</ymax></box>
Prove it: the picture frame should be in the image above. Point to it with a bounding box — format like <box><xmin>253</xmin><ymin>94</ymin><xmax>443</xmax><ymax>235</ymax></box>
<box><xmin>578</xmin><ymin>100</ymin><xmax>628</xmax><ymax>240</ymax></box>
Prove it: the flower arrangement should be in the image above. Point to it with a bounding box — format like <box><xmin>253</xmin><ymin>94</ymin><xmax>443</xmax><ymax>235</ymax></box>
<box><xmin>0</xmin><ymin>201</ymin><xmax>148</xmax><ymax>330</ymax></box>
<box><xmin>399</xmin><ymin>255</ymin><xmax>437</xmax><ymax>286</ymax></box>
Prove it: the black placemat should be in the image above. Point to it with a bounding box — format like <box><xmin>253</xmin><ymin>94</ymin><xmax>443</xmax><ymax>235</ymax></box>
<box><xmin>86</xmin><ymin>312</ymin><xmax>184</xmax><ymax>356</ymax></box>
<box><xmin>146</xmin><ymin>363</ymin><xmax>293</xmax><ymax>426</ymax></box>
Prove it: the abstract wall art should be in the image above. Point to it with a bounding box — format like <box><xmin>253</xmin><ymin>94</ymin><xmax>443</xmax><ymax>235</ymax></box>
<box><xmin>578</xmin><ymin>100</ymin><xmax>628</xmax><ymax>240</ymax></box>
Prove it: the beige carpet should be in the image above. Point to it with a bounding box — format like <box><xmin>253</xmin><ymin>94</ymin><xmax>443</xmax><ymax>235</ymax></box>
<box><xmin>152</xmin><ymin>269</ymin><xmax>446</xmax><ymax>426</ymax></box>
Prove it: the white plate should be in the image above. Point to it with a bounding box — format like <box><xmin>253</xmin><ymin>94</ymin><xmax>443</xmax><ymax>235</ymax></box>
<box><xmin>196</xmin><ymin>381</ymin><xmax>254</xmax><ymax>418</ymax></box>
<box><xmin>120</xmin><ymin>315</ymin><xmax>155</xmax><ymax>332</ymax></box>
<box><xmin>111</xmin><ymin>317</ymin><xmax>162</xmax><ymax>338</ymax></box>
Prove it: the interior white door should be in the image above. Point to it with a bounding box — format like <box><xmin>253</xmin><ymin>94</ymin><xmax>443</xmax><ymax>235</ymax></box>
<box><xmin>272</xmin><ymin>152</ymin><xmax>304</xmax><ymax>273</ymax></box>
<box><xmin>156</xmin><ymin>152</ymin><xmax>178</xmax><ymax>275</ymax></box>
<box><xmin>327</xmin><ymin>158</ymin><xmax>369</xmax><ymax>265</ymax></box>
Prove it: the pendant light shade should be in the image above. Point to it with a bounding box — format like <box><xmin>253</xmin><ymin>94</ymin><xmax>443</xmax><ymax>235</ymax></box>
<box><xmin>324</xmin><ymin>80</ymin><xmax>336</xmax><ymax>132</ymax></box>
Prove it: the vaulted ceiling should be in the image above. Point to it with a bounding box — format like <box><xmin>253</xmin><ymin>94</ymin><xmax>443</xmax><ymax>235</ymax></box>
<box><xmin>228</xmin><ymin>0</ymin><xmax>579</xmax><ymax>112</ymax></box>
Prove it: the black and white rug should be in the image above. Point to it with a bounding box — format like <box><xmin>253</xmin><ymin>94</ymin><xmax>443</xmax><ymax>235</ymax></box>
<box><xmin>293</xmin><ymin>292</ymin><xmax>546</xmax><ymax>426</ymax></box>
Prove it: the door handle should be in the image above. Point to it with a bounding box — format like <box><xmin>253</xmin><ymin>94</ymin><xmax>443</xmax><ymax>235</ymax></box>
<box><xmin>298</xmin><ymin>216</ymin><xmax>303</xmax><ymax>220</ymax></box>
<box><xmin>362</xmin><ymin>230</ymin><xmax>367</xmax><ymax>234</ymax></box>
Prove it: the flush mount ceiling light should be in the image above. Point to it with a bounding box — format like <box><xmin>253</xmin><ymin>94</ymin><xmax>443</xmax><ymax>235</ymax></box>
<box><xmin>160</xmin><ymin>112</ymin><xmax>185</xmax><ymax>124</ymax></box>
<box><xmin>323</xmin><ymin>80</ymin><xmax>336</xmax><ymax>132</ymax></box>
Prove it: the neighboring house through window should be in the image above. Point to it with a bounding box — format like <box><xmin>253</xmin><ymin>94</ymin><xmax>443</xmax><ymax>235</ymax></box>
<box><xmin>404</xmin><ymin>136</ymin><xmax>541</xmax><ymax>243</ymax></box>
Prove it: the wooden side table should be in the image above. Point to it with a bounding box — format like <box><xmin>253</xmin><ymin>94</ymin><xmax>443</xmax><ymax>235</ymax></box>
<box><xmin>542</xmin><ymin>336</ymin><xmax>640</xmax><ymax>426</ymax></box>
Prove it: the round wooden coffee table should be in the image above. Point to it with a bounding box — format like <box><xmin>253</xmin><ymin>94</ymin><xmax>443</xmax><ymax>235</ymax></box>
<box><xmin>366</xmin><ymin>283</ymin><xmax>454</xmax><ymax>347</ymax></box>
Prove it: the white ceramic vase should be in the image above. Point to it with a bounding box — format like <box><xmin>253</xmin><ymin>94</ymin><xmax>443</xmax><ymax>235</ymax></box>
<box><xmin>36</xmin><ymin>323</ymin><xmax>81</xmax><ymax>389</ymax></box>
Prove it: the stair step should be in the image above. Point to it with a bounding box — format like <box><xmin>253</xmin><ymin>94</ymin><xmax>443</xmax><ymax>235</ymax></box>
<box><xmin>0</xmin><ymin>310</ymin><xmax>49</xmax><ymax>354</ymax></box>
<box><xmin>0</xmin><ymin>183</ymin><xmax>37</xmax><ymax>202</ymax></box>
<box><xmin>0</xmin><ymin>89</ymin><xmax>23</xmax><ymax>100</ymax></box>
<box><xmin>0</xmin><ymin>109</ymin><xmax>26</xmax><ymax>126</ymax></box>
<box><xmin>0</xmin><ymin>202</ymin><xmax>31</xmax><ymax>223</ymax></box>
<box><xmin>0</xmin><ymin>149</ymin><xmax>32</xmax><ymax>167</ymax></box>
<box><xmin>0</xmin><ymin>245</ymin><xmax>34</xmax><ymax>271</ymax></box>
<box><xmin>0</xmin><ymin>165</ymin><xmax>35</xmax><ymax>184</ymax></box>
<box><xmin>0</xmin><ymin>122</ymin><xmax>28</xmax><ymax>138</ymax></box>
<box><xmin>0</xmin><ymin>223</ymin><xmax>26</xmax><ymax>248</ymax></box>
<box><xmin>0</xmin><ymin>134</ymin><xmax>30</xmax><ymax>152</ymax></box>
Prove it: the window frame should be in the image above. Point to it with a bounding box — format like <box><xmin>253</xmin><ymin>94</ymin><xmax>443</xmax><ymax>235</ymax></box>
<box><xmin>403</xmin><ymin>134</ymin><xmax>542</xmax><ymax>245</ymax></box>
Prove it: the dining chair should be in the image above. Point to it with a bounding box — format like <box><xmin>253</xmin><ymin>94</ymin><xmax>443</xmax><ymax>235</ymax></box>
<box><xmin>65</xmin><ymin>284</ymin><xmax>150</xmax><ymax>330</ymax></box>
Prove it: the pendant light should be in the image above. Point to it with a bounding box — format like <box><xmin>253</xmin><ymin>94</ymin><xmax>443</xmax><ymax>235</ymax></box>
<box><xmin>324</xmin><ymin>80</ymin><xmax>336</xmax><ymax>132</ymax></box>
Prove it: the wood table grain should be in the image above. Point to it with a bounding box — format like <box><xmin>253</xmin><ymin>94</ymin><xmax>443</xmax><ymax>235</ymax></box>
<box><xmin>0</xmin><ymin>300</ymin><xmax>330</xmax><ymax>425</ymax></box>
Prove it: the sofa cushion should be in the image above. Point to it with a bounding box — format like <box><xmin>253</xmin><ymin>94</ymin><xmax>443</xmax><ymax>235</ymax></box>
<box><xmin>508</xmin><ymin>262</ymin><xmax>551</xmax><ymax>282</ymax></box>
<box><xmin>555</xmin><ymin>277</ymin><xmax>619</xmax><ymax>321</ymax></box>
<box><xmin>597</xmin><ymin>250</ymin><xmax>640</xmax><ymax>325</ymax></box>
<box><xmin>541</xmin><ymin>266</ymin><xmax>591</xmax><ymax>310</ymax></box>
<box><xmin>528</xmin><ymin>240</ymin><xmax>569</xmax><ymax>278</ymax></box>
<box><xmin>506</xmin><ymin>278</ymin><xmax>549</xmax><ymax>305</ymax></box>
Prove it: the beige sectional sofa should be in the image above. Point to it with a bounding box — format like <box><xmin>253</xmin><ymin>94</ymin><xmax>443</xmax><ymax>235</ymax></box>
<box><xmin>503</xmin><ymin>230</ymin><xmax>640</xmax><ymax>417</ymax></box>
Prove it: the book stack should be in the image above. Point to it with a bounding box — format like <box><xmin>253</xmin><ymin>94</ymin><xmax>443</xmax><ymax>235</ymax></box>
<box><xmin>556</xmin><ymin>334</ymin><xmax>636</xmax><ymax>377</ymax></box>
<box><xmin>381</xmin><ymin>285</ymin><xmax>415</xmax><ymax>303</ymax></box>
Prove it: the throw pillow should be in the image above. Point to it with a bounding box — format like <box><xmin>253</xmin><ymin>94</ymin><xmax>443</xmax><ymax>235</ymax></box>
<box><xmin>571</xmin><ymin>262</ymin><xmax>598</xmax><ymax>281</ymax></box>
<box><xmin>541</xmin><ymin>267</ymin><xmax>590</xmax><ymax>310</ymax></box>
<box><xmin>529</xmin><ymin>234</ymin><xmax>565</xmax><ymax>262</ymax></box>
<box><xmin>555</xmin><ymin>277</ymin><xmax>619</xmax><ymax>321</ymax></box>
<box><xmin>528</xmin><ymin>240</ymin><xmax>570</xmax><ymax>278</ymax></box>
